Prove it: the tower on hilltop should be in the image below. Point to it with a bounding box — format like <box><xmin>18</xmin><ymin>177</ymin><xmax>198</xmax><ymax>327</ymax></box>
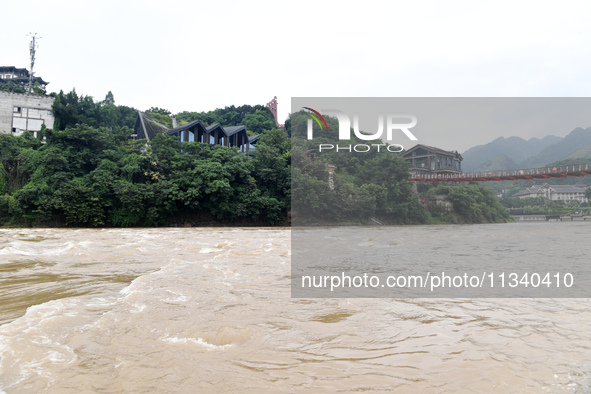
<box><xmin>266</xmin><ymin>96</ymin><xmax>284</xmax><ymax>128</ymax></box>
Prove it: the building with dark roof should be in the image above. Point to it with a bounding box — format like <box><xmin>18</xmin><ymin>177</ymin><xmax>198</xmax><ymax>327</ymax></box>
<box><xmin>133</xmin><ymin>112</ymin><xmax>258</xmax><ymax>153</ymax></box>
<box><xmin>0</xmin><ymin>66</ymin><xmax>48</xmax><ymax>91</ymax></box>
<box><xmin>400</xmin><ymin>144</ymin><xmax>463</xmax><ymax>175</ymax></box>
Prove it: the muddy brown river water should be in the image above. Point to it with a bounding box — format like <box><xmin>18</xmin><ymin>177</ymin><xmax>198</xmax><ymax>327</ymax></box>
<box><xmin>0</xmin><ymin>225</ymin><xmax>589</xmax><ymax>392</ymax></box>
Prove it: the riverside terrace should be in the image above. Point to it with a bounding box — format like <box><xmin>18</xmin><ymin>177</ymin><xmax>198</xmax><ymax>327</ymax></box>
<box><xmin>133</xmin><ymin>112</ymin><xmax>259</xmax><ymax>153</ymax></box>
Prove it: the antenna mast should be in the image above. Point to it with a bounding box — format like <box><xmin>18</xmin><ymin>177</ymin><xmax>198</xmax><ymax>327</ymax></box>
<box><xmin>27</xmin><ymin>33</ymin><xmax>39</xmax><ymax>94</ymax></box>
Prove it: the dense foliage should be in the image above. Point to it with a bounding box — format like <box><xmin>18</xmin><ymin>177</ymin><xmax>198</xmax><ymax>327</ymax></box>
<box><xmin>446</xmin><ymin>183</ymin><xmax>512</xmax><ymax>223</ymax></box>
<box><xmin>417</xmin><ymin>182</ymin><xmax>511</xmax><ymax>223</ymax></box>
<box><xmin>0</xmin><ymin>126</ymin><xmax>289</xmax><ymax>226</ymax></box>
<box><xmin>0</xmin><ymin>81</ymin><xmax>27</xmax><ymax>94</ymax></box>
<box><xmin>289</xmin><ymin>111</ymin><xmax>429</xmax><ymax>225</ymax></box>
<box><xmin>0</xmin><ymin>81</ymin><xmax>46</xmax><ymax>95</ymax></box>
<box><xmin>176</xmin><ymin>105</ymin><xmax>276</xmax><ymax>135</ymax></box>
<box><xmin>0</xmin><ymin>91</ymin><xmax>516</xmax><ymax>227</ymax></box>
<box><xmin>52</xmin><ymin>90</ymin><xmax>137</xmax><ymax>131</ymax></box>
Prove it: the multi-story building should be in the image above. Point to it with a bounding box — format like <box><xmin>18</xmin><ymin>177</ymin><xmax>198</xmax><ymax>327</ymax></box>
<box><xmin>514</xmin><ymin>183</ymin><xmax>589</xmax><ymax>203</ymax></box>
<box><xmin>400</xmin><ymin>144</ymin><xmax>463</xmax><ymax>175</ymax></box>
<box><xmin>0</xmin><ymin>66</ymin><xmax>48</xmax><ymax>91</ymax></box>
<box><xmin>0</xmin><ymin>66</ymin><xmax>30</xmax><ymax>81</ymax></box>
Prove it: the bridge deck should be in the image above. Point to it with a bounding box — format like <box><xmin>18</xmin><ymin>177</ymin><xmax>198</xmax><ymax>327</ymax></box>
<box><xmin>410</xmin><ymin>163</ymin><xmax>591</xmax><ymax>182</ymax></box>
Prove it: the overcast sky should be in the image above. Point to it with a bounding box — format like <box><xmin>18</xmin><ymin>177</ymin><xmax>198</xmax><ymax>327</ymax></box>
<box><xmin>3</xmin><ymin>1</ymin><xmax>591</xmax><ymax>151</ymax></box>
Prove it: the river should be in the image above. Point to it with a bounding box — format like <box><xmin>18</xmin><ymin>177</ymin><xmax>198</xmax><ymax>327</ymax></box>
<box><xmin>0</xmin><ymin>224</ymin><xmax>589</xmax><ymax>392</ymax></box>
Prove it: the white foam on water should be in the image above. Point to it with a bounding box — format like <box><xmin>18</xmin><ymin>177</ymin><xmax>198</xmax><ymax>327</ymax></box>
<box><xmin>77</xmin><ymin>240</ymin><xmax>93</xmax><ymax>248</ymax></box>
<box><xmin>0</xmin><ymin>241</ymin><xmax>75</xmax><ymax>256</ymax></box>
<box><xmin>130</xmin><ymin>302</ymin><xmax>146</xmax><ymax>313</ymax></box>
<box><xmin>9</xmin><ymin>299</ymin><xmax>74</xmax><ymax>332</ymax></box>
<box><xmin>119</xmin><ymin>261</ymin><xmax>177</xmax><ymax>297</ymax></box>
<box><xmin>0</xmin><ymin>313</ymin><xmax>78</xmax><ymax>390</ymax></box>
<box><xmin>160</xmin><ymin>335</ymin><xmax>232</xmax><ymax>351</ymax></box>
<box><xmin>116</xmin><ymin>258</ymin><xmax>200</xmax><ymax>314</ymax></box>
<box><xmin>163</xmin><ymin>290</ymin><xmax>188</xmax><ymax>303</ymax></box>
<box><xmin>0</xmin><ymin>275</ymin><xmax>143</xmax><ymax>390</ymax></box>
<box><xmin>199</xmin><ymin>247</ymin><xmax>224</xmax><ymax>254</ymax></box>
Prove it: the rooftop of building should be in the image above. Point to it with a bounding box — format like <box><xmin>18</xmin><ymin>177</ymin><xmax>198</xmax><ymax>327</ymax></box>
<box><xmin>401</xmin><ymin>144</ymin><xmax>463</xmax><ymax>160</ymax></box>
<box><xmin>0</xmin><ymin>66</ymin><xmax>48</xmax><ymax>85</ymax></box>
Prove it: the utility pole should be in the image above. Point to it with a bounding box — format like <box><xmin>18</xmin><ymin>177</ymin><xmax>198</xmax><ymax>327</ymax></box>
<box><xmin>27</xmin><ymin>33</ymin><xmax>39</xmax><ymax>94</ymax></box>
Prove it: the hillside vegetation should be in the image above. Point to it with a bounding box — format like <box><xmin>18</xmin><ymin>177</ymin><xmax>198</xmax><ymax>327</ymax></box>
<box><xmin>0</xmin><ymin>91</ymin><xmax>289</xmax><ymax>227</ymax></box>
<box><xmin>1</xmin><ymin>92</ymin><xmax>514</xmax><ymax>227</ymax></box>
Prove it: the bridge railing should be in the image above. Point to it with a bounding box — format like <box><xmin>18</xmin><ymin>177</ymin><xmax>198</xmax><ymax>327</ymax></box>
<box><xmin>410</xmin><ymin>163</ymin><xmax>591</xmax><ymax>182</ymax></box>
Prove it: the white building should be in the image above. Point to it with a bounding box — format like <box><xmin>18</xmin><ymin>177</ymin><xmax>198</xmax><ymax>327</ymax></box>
<box><xmin>514</xmin><ymin>183</ymin><xmax>589</xmax><ymax>203</ymax></box>
<box><xmin>0</xmin><ymin>91</ymin><xmax>55</xmax><ymax>136</ymax></box>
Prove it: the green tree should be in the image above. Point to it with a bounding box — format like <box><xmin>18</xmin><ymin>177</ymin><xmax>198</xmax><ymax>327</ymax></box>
<box><xmin>103</xmin><ymin>91</ymin><xmax>115</xmax><ymax>105</ymax></box>
<box><xmin>53</xmin><ymin>89</ymin><xmax>138</xmax><ymax>131</ymax></box>
<box><xmin>0</xmin><ymin>81</ymin><xmax>27</xmax><ymax>94</ymax></box>
<box><xmin>244</xmin><ymin>111</ymin><xmax>275</xmax><ymax>134</ymax></box>
<box><xmin>146</xmin><ymin>107</ymin><xmax>171</xmax><ymax>116</ymax></box>
<box><xmin>448</xmin><ymin>183</ymin><xmax>511</xmax><ymax>223</ymax></box>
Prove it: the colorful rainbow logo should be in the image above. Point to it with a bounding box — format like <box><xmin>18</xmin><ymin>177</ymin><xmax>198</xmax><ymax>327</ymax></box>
<box><xmin>303</xmin><ymin>107</ymin><xmax>329</xmax><ymax>132</ymax></box>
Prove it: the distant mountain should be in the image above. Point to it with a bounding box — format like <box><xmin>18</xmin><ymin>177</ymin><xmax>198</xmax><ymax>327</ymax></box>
<box><xmin>520</xmin><ymin>127</ymin><xmax>591</xmax><ymax>168</ymax></box>
<box><xmin>461</xmin><ymin>135</ymin><xmax>562</xmax><ymax>171</ymax></box>
<box><xmin>567</xmin><ymin>145</ymin><xmax>591</xmax><ymax>159</ymax></box>
<box><xmin>472</xmin><ymin>155</ymin><xmax>519</xmax><ymax>172</ymax></box>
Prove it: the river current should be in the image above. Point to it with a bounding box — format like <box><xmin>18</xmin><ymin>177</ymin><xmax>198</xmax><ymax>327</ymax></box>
<box><xmin>0</xmin><ymin>224</ymin><xmax>589</xmax><ymax>393</ymax></box>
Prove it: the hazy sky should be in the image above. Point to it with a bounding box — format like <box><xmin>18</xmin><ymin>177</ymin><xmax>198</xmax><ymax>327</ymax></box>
<box><xmin>3</xmin><ymin>0</ymin><xmax>591</xmax><ymax>150</ymax></box>
<box><xmin>293</xmin><ymin>97</ymin><xmax>591</xmax><ymax>152</ymax></box>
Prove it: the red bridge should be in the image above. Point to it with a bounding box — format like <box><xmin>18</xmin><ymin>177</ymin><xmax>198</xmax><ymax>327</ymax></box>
<box><xmin>410</xmin><ymin>163</ymin><xmax>591</xmax><ymax>182</ymax></box>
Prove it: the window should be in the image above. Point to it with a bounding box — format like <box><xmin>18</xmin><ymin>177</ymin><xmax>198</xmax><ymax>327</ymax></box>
<box><xmin>13</xmin><ymin>107</ymin><xmax>21</xmax><ymax>113</ymax></box>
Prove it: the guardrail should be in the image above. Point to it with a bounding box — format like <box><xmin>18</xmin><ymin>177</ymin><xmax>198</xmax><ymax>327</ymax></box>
<box><xmin>410</xmin><ymin>163</ymin><xmax>591</xmax><ymax>182</ymax></box>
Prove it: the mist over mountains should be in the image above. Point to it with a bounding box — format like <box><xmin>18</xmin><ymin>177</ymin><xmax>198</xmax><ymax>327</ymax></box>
<box><xmin>461</xmin><ymin>127</ymin><xmax>591</xmax><ymax>172</ymax></box>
